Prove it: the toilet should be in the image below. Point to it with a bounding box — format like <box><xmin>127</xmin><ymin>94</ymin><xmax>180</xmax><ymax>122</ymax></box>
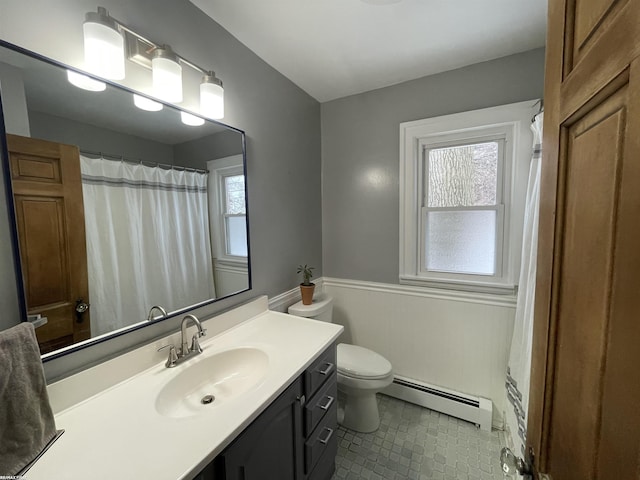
<box><xmin>288</xmin><ymin>295</ymin><xmax>393</xmax><ymax>433</ymax></box>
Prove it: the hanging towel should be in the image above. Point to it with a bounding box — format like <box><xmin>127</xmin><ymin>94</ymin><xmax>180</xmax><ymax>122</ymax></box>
<box><xmin>0</xmin><ymin>322</ymin><xmax>57</xmax><ymax>475</ymax></box>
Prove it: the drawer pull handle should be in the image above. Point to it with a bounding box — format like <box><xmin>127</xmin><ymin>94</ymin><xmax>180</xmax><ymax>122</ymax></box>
<box><xmin>318</xmin><ymin>427</ymin><xmax>334</xmax><ymax>445</ymax></box>
<box><xmin>318</xmin><ymin>363</ymin><xmax>334</xmax><ymax>376</ymax></box>
<box><xmin>318</xmin><ymin>395</ymin><xmax>334</xmax><ymax>411</ymax></box>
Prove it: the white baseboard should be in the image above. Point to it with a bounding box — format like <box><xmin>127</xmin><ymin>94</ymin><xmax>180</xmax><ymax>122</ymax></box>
<box><xmin>383</xmin><ymin>375</ymin><xmax>495</xmax><ymax>431</ymax></box>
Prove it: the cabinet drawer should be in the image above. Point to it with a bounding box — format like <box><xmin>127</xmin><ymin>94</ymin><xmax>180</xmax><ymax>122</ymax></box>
<box><xmin>304</xmin><ymin>344</ymin><xmax>336</xmax><ymax>399</ymax></box>
<box><xmin>304</xmin><ymin>400</ymin><xmax>338</xmax><ymax>474</ymax></box>
<box><xmin>305</xmin><ymin>377</ymin><xmax>337</xmax><ymax>436</ymax></box>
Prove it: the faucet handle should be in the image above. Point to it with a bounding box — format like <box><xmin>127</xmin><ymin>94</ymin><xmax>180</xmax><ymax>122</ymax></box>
<box><xmin>158</xmin><ymin>344</ymin><xmax>178</xmax><ymax>368</ymax></box>
<box><xmin>190</xmin><ymin>333</ymin><xmax>204</xmax><ymax>354</ymax></box>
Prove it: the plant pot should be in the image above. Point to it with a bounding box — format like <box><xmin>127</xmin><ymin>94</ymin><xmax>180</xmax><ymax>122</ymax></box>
<box><xmin>300</xmin><ymin>283</ymin><xmax>315</xmax><ymax>305</ymax></box>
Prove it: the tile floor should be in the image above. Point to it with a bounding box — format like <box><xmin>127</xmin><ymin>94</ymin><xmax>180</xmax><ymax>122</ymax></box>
<box><xmin>332</xmin><ymin>394</ymin><xmax>507</xmax><ymax>480</ymax></box>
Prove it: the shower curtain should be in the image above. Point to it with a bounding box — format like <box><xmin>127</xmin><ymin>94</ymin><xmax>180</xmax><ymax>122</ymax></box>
<box><xmin>505</xmin><ymin>113</ymin><xmax>543</xmax><ymax>456</ymax></box>
<box><xmin>80</xmin><ymin>155</ymin><xmax>216</xmax><ymax>336</ymax></box>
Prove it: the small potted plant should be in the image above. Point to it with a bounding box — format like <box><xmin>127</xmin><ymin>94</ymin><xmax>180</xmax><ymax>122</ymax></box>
<box><xmin>297</xmin><ymin>264</ymin><xmax>315</xmax><ymax>305</ymax></box>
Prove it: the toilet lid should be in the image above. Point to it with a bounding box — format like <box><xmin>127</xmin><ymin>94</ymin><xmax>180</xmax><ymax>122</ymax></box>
<box><xmin>337</xmin><ymin>343</ymin><xmax>392</xmax><ymax>380</ymax></box>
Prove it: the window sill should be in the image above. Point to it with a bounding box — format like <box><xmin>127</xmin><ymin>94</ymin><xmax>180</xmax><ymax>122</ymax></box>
<box><xmin>214</xmin><ymin>257</ymin><xmax>248</xmax><ymax>268</ymax></box>
<box><xmin>399</xmin><ymin>274</ymin><xmax>517</xmax><ymax>296</ymax></box>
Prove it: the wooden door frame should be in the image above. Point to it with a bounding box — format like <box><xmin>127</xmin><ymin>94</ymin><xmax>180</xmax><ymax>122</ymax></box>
<box><xmin>0</xmin><ymin>113</ymin><xmax>27</xmax><ymax>323</ymax></box>
<box><xmin>527</xmin><ymin>0</ymin><xmax>564</xmax><ymax>470</ymax></box>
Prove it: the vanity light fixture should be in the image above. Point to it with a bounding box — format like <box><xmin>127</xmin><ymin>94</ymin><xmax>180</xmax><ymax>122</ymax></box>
<box><xmin>152</xmin><ymin>46</ymin><xmax>183</xmax><ymax>103</ymax></box>
<box><xmin>66</xmin><ymin>70</ymin><xmax>107</xmax><ymax>92</ymax></box>
<box><xmin>180</xmin><ymin>111</ymin><xmax>205</xmax><ymax>126</ymax></box>
<box><xmin>200</xmin><ymin>73</ymin><xmax>224</xmax><ymax>120</ymax></box>
<box><xmin>82</xmin><ymin>7</ymin><xmax>125</xmax><ymax>80</ymax></box>
<box><xmin>73</xmin><ymin>6</ymin><xmax>225</xmax><ymax>119</ymax></box>
<box><xmin>133</xmin><ymin>94</ymin><xmax>163</xmax><ymax>112</ymax></box>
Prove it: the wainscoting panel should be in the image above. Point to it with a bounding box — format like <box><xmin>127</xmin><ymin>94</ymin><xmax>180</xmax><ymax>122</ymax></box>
<box><xmin>214</xmin><ymin>260</ymin><xmax>249</xmax><ymax>298</ymax></box>
<box><xmin>323</xmin><ymin>278</ymin><xmax>515</xmax><ymax>427</ymax></box>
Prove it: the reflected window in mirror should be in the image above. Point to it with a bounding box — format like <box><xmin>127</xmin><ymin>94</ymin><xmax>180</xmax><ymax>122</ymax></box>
<box><xmin>207</xmin><ymin>156</ymin><xmax>249</xmax><ymax>299</ymax></box>
<box><xmin>224</xmin><ymin>174</ymin><xmax>247</xmax><ymax>257</ymax></box>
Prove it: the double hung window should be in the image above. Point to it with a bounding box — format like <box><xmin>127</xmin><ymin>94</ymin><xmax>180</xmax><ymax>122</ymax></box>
<box><xmin>208</xmin><ymin>155</ymin><xmax>248</xmax><ymax>264</ymax></box>
<box><xmin>400</xmin><ymin>102</ymin><xmax>535</xmax><ymax>293</ymax></box>
<box><xmin>221</xmin><ymin>172</ymin><xmax>247</xmax><ymax>257</ymax></box>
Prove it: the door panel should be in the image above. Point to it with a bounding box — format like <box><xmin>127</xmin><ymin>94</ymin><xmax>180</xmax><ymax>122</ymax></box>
<box><xmin>594</xmin><ymin>58</ymin><xmax>640</xmax><ymax>478</ymax></box>
<box><xmin>548</xmin><ymin>85</ymin><xmax>626</xmax><ymax>480</ymax></box>
<box><xmin>530</xmin><ymin>0</ymin><xmax>640</xmax><ymax>478</ymax></box>
<box><xmin>6</xmin><ymin>134</ymin><xmax>91</xmax><ymax>353</ymax></box>
<box><xmin>16</xmin><ymin>197</ymin><xmax>70</xmax><ymax>306</ymax></box>
<box><xmin>573</xmin><ymin>0</ymin><xmax>625</xmax><ymax>59</ymax></box>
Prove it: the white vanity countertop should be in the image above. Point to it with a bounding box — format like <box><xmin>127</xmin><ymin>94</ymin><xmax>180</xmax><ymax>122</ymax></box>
<box><xmin>26</xmin><ymin>300</ymin><xmax>343</xmax><ymax>480</ymax></box>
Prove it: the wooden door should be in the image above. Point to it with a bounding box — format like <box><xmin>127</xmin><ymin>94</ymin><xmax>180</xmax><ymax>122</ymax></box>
<box><xmin>528</xmin><ymin>0</ymin><xmax>640</xmax><ymax>478</ymax></box>
<box><xmin>6</xmin><ymin>134</ymin><xmax>91</xmax><ymax>353</ymax></box>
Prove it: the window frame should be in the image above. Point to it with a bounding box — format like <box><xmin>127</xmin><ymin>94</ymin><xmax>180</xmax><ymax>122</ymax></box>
<box><xmin>399</xmin><ymin>101</ymin><xmax>536</xmax><ymax>294</ymax></box>
<box><xmin>207</xmin><ymin>155</ymin><xmax>248</xmax><ymax>266</ymax></box>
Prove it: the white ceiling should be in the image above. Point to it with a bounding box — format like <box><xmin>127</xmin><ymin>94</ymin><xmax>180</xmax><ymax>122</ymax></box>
<box><xmin>190</xmin><ymin>0</ymin><xmax>547</xmax><ymax>102</ymax></box>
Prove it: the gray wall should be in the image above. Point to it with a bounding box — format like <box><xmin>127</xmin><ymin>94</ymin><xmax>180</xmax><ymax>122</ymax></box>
<box><xmin>321</xmin><ymin>48</ymin><xmax>546</xmax><ymax>284</ymax></box>
<box><xmin>175</xmin><ymin>129</ymin><xmax>244</xmax><ymax>168</ymax></box>
<box><xmin>29</xmin><ymin>111</ymin><xmax>175</xmax><ymax>164</ymax></box>
<box><xmin>0</xmin><ymin>0</ymin><xmax>322</xmax><ymax>380</ymax></box>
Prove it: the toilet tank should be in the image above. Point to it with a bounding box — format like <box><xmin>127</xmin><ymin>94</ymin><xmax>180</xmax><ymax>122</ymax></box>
<box><xmin>288</xmin><ymin>294</ymin><xmax>334</xmax><ymax>323</ymax></box>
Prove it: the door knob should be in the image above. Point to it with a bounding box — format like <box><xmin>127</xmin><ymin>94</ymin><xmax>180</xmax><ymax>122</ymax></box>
<box><xmin>500</xmin><ymin>447</ymin><xmax>532</xmax><ymax>477</ymax></box>
<box><xmin>75</xmin><ymin>299</ymin><xmax>90</xmax><ymax>323</ymax></box>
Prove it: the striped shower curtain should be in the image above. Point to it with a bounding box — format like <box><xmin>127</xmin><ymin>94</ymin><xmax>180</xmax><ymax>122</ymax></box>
<box><xmin>80</xmin><ymin>155</ymin><xmax>216</xmax><ymax>336</ymax></box>
<box><xmin>505</xmin><ymin>112</ymin><xmax>543</xmax><ymax>456</ymax></box>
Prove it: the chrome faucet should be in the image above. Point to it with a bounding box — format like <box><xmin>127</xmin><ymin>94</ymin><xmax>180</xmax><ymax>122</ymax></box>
<box><xmin>180</xmin><ymin>314</ymin><xmax>206</xmax><ymax>357</ymax></box>
<box><xmin>158</xmin><ymin>314</ymin><xmax>207</xmax><ymax>368</ymax></box>
<box><xmin>146</xmin><ymin>305</ymin><xmax>167</xmax><ymax>321</ymax></box>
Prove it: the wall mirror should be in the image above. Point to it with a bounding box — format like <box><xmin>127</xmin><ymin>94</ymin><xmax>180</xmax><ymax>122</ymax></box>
<box><xmin>0</xmin><ymin>41</ymin><xmax>251</xmax><ymax>358</ymax></box>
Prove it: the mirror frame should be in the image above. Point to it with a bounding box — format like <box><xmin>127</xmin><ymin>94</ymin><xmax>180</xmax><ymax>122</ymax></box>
<box><xmin>0</xmin><ymin>40</ymin><xmax>252</xmax><ymax>361</ymax></box>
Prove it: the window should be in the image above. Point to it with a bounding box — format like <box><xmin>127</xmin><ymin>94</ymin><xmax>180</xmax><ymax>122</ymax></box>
<box><xmin>400</xmin><ymin>101</ymin><xmax>536</xmax><ymax>293</ymax></box>
<box><xmin>208</xmin><ymin>155</ymin><xmax>248</xmax><ymax>264</ymax></box>
<box><xmin>222</xmin><ymin>173</ymin><xmax>247</xmax><ymax>257</ymax></box>
<box><xmin>424</xmin><ymin>139</ymin><xmax>503</xmax><ymax>276</ymax></box>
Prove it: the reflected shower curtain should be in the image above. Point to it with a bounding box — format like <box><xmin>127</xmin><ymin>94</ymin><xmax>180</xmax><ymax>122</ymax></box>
<box><xmin>505</xmin><ymin>113</ymin><xmax>543</xmax><ymax>456</ymax></box>
<box><xmin>81</xmin><ymin>155</ymin><xmax>215</xmax><ymax>336</ymax></box>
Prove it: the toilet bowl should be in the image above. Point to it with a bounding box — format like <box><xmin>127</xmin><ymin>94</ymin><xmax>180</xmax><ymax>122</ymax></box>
<box><xmin>288</xmin><ymin>295</ymin><xmax>393</xmax><ymax>433</ymax></box>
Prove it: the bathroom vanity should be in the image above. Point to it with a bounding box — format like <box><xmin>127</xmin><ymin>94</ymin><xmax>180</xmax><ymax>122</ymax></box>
<box><xmin>25</xmin><ymin>297</ymin><xmax>342</xmax><ymax>480</ymax></box>
<box><xmin>197</xmin><ymin>344</ymin><xmax>338</xmax><ymax>480</ymax></box>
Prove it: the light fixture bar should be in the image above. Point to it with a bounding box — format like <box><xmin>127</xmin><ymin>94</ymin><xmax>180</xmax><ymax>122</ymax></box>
<box><xmin>81</xmin><ymin>6</ymin><xmax>224</xmax><ymax>117</ymax></box>
<box><xmin>109</xmin><ymin>14</ymin><xmax>214</xmax><ymax>78</ymax></box>
<box><xmin>124</xmin><ymin>31</ymin><xmax>155</xmax><ymax>69</ymax></box>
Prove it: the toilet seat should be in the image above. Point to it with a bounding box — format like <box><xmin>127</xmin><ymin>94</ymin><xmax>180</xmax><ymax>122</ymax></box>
<box><xmin>337</xmin><ymin>343</ymin><xmax>392</xmax><ymax>380</ymax></box>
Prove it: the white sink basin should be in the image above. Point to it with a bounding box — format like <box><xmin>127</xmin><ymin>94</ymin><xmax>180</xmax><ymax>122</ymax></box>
<box><xmin>155</xmin><ymin>347</ymin><xmax>269</xmax><ymax>418</ymax></box>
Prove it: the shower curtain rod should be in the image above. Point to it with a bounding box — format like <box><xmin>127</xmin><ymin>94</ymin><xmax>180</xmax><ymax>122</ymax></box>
<box><xmin>79</xmin><ymin>149</ymin><xmax>209</xmax><ymax>175</ymax></box>
<box><xmin>531</xmin><ymin>99</ymin><xmax>544</xmax><ymax>122</ymax></box>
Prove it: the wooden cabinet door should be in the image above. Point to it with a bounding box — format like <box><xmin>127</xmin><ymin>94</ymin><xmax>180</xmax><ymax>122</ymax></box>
<box><xmin>6</xmin><ymin>134</ymin><xmax>91</xmax><ymax>353</ymax></box>
<box><xmin>220</xmin><ymin>377</ymin><xmax>305</xmax><ymax>480</ymax></box>
<box><xmin>529</xmin><ymin>0</ymin><xmax>640</xmax><ymax>478</ymax></box>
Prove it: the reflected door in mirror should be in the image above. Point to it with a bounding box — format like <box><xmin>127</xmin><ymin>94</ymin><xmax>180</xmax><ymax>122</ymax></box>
<box><xmin>7</xmin><ymin>134</ymin><xmax>91</xmax><ymax>353</ymax></box>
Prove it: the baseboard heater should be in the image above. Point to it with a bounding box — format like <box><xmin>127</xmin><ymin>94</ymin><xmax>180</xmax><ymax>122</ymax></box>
<box><xmin>382</xmin><ymin>375</ymin><xmax>493</xmax><ymax>431</ymax></box>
